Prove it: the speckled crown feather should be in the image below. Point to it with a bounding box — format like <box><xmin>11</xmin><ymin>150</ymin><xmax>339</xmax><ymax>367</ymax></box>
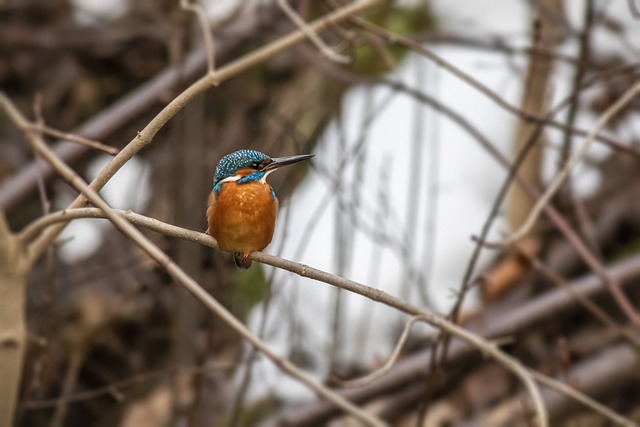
<box><xmin>213</xmin><ymin>150</ymin><xmax>270</xmax><ymax>185</ymax></box>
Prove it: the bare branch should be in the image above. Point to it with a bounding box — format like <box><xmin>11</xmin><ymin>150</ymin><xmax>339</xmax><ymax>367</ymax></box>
<box><xmin>333</xmin><ymin>316</ymin><xmax>426</xmax><ymax>388</ymax></box>
<box><xmin>23</xmin><ymin>124</ymin><xmax>119</xmax><ymax>155</ymax></box>
<box><xmin>180</xmin><ymin>0</ymin><xmax>216</xmax><ymax>75</ymax></box>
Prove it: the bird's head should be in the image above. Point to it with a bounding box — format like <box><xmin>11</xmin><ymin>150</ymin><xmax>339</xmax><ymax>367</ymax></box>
<box><xmin>213</xmin><ymin>149</ymin><xmax>314</xmax><ymax>195</ymax></box>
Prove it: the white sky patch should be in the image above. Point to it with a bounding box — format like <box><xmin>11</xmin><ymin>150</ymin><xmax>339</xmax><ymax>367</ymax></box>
<box><xmin>71</xmin><ymin>0</ymin><xmax>129</xmax><ymax>27</ymax></box>
<box><xmin>201</xmin><ymin>0</ymin><xmax>251</xmax><ymax>22</ymax></box>
<box><xmin>57</xmin><ymin>155</ymin><xmax>150</xmax><ymax>263</ymax></box>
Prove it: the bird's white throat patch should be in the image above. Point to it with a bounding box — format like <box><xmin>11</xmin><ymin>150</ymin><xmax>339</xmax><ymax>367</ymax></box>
<box><xmin>219</xmin><ymin>175</ymin><xmax>241</xmax><ymax>183</ymax></box>
<box><xmin>220</xmin><ymin>169</ymin><xmax>274</xmax><ymax>184</ymax></box>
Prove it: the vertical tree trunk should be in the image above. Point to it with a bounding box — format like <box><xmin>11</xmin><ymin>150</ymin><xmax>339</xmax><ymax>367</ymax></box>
<box><xmin>506</xmin><ymin>0</ymin><xmax>565</xmax><ymax>232</ymax></box>
<box><xmin>485</xmin><ymin>0</ymin><xmax>565</xmax><ymax>299</ymax></box>
<box><xmin>0</xmin><ymin>211</ymin><xmax>29</xmax><ymax>427</ymax></box>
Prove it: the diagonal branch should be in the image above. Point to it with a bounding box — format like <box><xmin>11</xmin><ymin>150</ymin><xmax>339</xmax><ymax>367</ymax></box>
<box><xmin>277</xmin><ymin>0</ymin><xmax>351</xmax><ymax>63</ymax></box>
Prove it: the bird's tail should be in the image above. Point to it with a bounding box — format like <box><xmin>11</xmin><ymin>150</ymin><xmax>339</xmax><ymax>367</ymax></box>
<box><xmin>234</xmin><ymin>252</ymin><xmax>252</xmax><ymax>270</ymax></box>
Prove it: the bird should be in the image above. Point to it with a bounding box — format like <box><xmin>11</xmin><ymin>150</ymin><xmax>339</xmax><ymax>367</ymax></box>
<box><xmin>206</xmin><ymin>149</ymin><xmax>314</xmax><ymax>269</ymax></box>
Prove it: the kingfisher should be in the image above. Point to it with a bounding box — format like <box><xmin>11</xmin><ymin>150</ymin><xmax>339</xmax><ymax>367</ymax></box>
<box><xmin>206</xmin><ymin>149</ymin><xmax>314</xmax><ymax>269</ymax></box>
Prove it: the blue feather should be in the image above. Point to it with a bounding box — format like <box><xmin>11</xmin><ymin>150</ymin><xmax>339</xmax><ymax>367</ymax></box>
<box><xmin>237</xmin><ymin>171</ymin><xmax>266</xmax><ymax>184</ymax></box>
<box><xmin>213</xmin><ymin>150</ymin><xmax>270</xmax><ymax>185</ymax></box>
<box><xmin>213</xmin><ymin>181</ymin><xmax>224</xmax><ymax>197</ymax></box>
<box><xmin>212</xmin><ymin>150</ymin><xmax>278</xmax><ymax>199</ymax></box>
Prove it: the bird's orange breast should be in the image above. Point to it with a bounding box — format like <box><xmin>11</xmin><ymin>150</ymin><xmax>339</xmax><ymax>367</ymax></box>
<box><xmin>206</xmin><ymin>181</ymin><xmax>278</xmax><ymax>255</ymax></box>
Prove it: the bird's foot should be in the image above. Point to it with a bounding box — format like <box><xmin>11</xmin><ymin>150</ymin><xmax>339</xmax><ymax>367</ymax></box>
<box><xmin>233</xmin><ymin>252</ymin><xmax>252</xmax><ymax>270</ymax></box>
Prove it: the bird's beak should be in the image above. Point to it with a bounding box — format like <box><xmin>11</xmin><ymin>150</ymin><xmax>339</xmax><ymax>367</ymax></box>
<box><xmin>262</xmin><ymin>153</ymin><xmax>314</xmax><ymax>171</ymax></box>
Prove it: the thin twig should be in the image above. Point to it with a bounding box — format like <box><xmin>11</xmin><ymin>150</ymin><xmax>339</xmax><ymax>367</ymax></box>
<box><xmin>50</xmin><ymin>343</ymin><xmax>85</xmax><ymax>427</ymax></box>
<box><xmin>31</xmin><ymin>96</ymin><xmax>53</xmax><ymax>216</ymax></box>
<box><xmin>628</xmin><ymin>0</ymin><xmax>640</xmax><ymax>19</ymax></box>
<box><xmin>180</xmin><ymin>0</ymin><xmax>216</xmax><ymax>75</ymax></box>
<box><xmin>334</xmin><ymin>315</ymin><xmax>424</xmax><ymax>388</ymax></box>
<box><xmin>531</xmin><ymin>367</ymin><xmax>638</xmax><ymax>427</ymax></box>
<box><xmin>277</xmin><ymin>0</ymin><xmax>351</xmax><ymax>63</ymax></box>
<box><xmin>518</xmin><ymin>245</ymin><xmax>640</xmax><ymax>350</ymax></box>
<box><xmin>23</xmin><ymin>124</ymin><xmax>118</xmax><ymax>155</ymax></box>
<box><xmin>23</xmin><ymin>358</ymin><xmax>242</xmax><ymax>410</ymax></box>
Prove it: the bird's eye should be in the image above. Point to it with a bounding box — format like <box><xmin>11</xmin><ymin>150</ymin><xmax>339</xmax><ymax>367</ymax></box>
<box><xmin>250</xmin><ymin>162</ymin><xmax>260</xmax><ymax>169</ymax></box>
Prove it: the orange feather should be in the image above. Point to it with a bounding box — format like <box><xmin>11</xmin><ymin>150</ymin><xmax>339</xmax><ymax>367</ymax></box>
<box><xmin>206</xmin><ymin>180</ymin><xmax>277</xmax><ymax>268</ymax></box>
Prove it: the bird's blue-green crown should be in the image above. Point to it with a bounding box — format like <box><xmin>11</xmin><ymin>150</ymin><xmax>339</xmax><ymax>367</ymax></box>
<box><xmin>213</xmin><ymin>150</ymin><xmax>276</xmax><ymax>198</ymax></box>
<box><xmin>213</xmin><ymin>149</ymin><xmax>270</xmax><ymax>185</ymax></box>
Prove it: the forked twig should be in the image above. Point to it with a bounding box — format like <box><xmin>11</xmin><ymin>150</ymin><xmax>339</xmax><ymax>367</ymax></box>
<box><xmin>277</xmin><ymin>0</ymin><xmax>351</xmax><ymax>63</ymax></box>
<box><xmin>180</xmin><ymin>0</ymin><xmax>216</xmax><ymax>75</ymax></box>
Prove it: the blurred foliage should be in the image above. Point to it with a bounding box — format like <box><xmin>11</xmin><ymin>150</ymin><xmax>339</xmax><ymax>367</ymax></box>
<box><xmin>230</xmin><ymin>265</ymin><xmax>269</xmax><ymax>322</ymax></box>
<box><xmin>350</xmin><ymin>4</ymin><xmax>434</xmax><ymax>75</ymax></box>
